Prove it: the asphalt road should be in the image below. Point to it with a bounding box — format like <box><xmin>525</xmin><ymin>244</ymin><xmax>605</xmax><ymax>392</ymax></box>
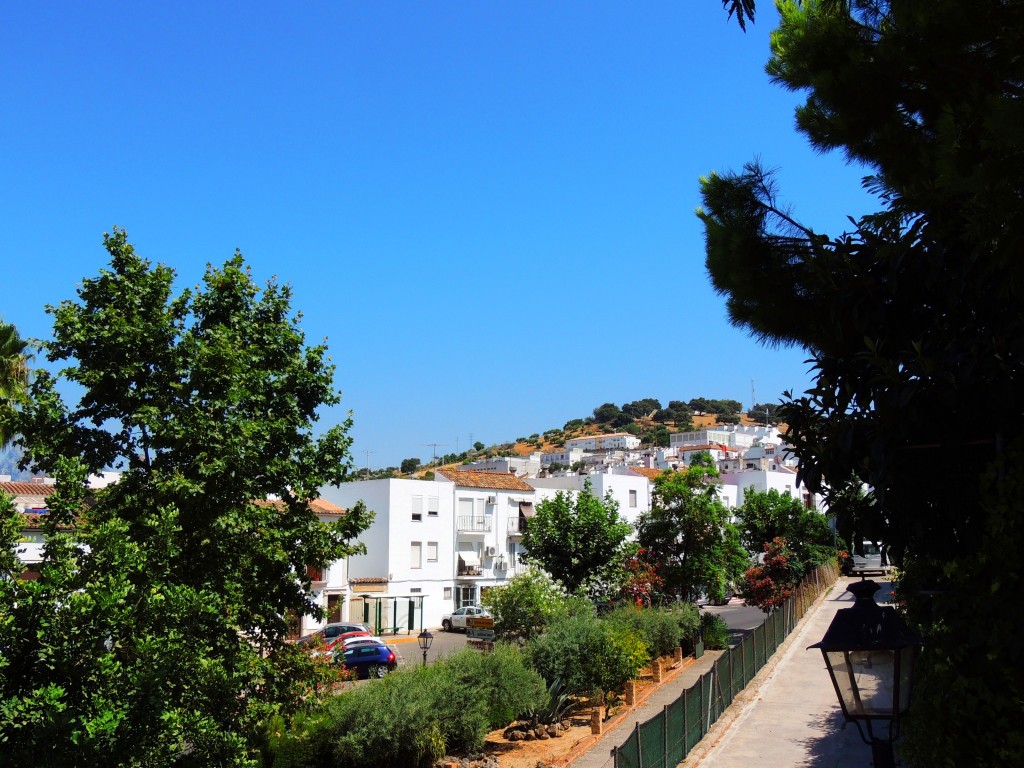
<box><xmin>699</xmin><ymin>601</ymin><xmax>768</xmax><ymax>646</ymax></box>
<box><xmin>384</xmin><ymin>601</ymin><xmax>769</xmax><ymax>668</ymax></box>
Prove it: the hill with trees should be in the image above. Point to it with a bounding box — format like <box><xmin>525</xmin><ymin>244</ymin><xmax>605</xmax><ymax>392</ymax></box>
<box><xmin>391</xmin><ymin>396</ymin><xmax>783</xmax><ymax>477</ymax></box>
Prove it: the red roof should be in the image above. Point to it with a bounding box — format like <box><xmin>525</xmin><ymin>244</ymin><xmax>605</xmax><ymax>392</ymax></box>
<box><xmin>0</xmin><ymin>481</ymin><xmax>56</xmax><ymax>497</ymax></box>
<box><xmin>436</xmin><ymin>468</ymin><xmax>534</xmax><ymax>491</ymax></box>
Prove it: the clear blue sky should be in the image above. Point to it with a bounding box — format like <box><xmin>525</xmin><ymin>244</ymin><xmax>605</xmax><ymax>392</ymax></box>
<box><xmin>1</xmin><ymin>2</ymin><xmax>873</xmax><ymax>470</ymax></box>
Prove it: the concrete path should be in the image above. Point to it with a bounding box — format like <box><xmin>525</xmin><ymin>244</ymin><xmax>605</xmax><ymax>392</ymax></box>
<box><xmin>683</xmin><ymin>577</ymin><xmax>878</xmax><ymax>767</ymax></box>
<box><xmin>569</xmin><ymin>649</ymin><xmax>725</xmax><ymax>768</ymax></box>
<box><xmin>572</xmin><ymin>577</ymin><xmax>892</xmax><ymax>768</ymax></box>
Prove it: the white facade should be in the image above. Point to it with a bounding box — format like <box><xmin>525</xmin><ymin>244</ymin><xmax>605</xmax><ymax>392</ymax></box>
<box><xmin>670</xmin><ymin>425</ymin><xmax>782</xmax><ymax>452</ymax></box>
<box><xmin>566</xmin><ymin>433</ymin><xmax>642</xmax><ymax>451</ymax></box>
<box><xmin>528</xmin><ymin>470</ymin><xmax>653</xmax><ymax>529</ymax></box>
<box><xmin>319</xmin><ymin>471</ymin><xmax>537</xmax><ymax>630</ymax></box>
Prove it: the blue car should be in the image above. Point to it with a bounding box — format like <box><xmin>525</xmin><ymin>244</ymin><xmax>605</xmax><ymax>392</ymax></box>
<box><xmin>333</xmin><ymin>640</ymin><xmax>398</xmax><ymax>679</ymax></box>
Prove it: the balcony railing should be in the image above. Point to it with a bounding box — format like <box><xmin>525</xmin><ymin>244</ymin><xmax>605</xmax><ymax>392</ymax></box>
<box><xmin>457</xmin><ymin>515</ymin><xmax>492</xmax><ymax>533</ymax></box>
<box><xmin>507</xmin><ymin>517</ymin><xmax>525</xmax><ymax>534</ymax></box>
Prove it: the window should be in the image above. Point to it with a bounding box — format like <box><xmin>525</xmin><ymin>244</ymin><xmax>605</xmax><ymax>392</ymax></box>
<box><xmin>410</xmin><ymin>542</ymin><xmax>422</xmax><ymax>569</ymax></box>
<box><xmin>427</xmin><ymin>541</ymin><xmax>438</xmax><ymax>562</ymax></box>
<box><xmin>412</xmin><ymin>495</ymin><xmax>423</xmax><ymax>522</ymax></box>
<box><xmin>428</xmin><ymin>496</ymin><xmax>439</xmax><ymax>516</ymax></box>
<box><xmin>411</xmin><ymin>587</ymin><xmax>422</xmax><ymax>593</ymax></box>
<box><xmin>412</xmin><ymin>512</ymin><xmax>422</xmax><ymax>522</ymax></box>
<box><xmin>629</xmin><ymin>489</ymin><xmax>638</xmax><ymax>508</ymax></box>
<box><xmin>444</xmin><ymin>586</ymin><xmax>452</xmax><ymax>600</ymax></box>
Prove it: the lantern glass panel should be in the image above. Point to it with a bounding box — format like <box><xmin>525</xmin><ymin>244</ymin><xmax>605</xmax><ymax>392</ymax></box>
<box><xmin>831</xmin><ymin>649</ymin><xmax>897</xmax><ymax>717</ymax></box>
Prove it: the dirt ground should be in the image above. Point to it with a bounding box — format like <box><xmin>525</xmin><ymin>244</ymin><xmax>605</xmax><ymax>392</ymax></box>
<box><xmin>478</xmin><ymin>656</ymin><xmax>685</xmax><ymax>768</ymax></box>
<box><xmin>482</xmin><ymin>712</ymin><xmax>600</xmax><ymax>768</ymax></box>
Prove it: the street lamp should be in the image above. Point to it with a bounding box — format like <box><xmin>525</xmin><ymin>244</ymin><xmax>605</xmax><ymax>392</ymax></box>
<box><xmin>809</xmin><ymin>580</ymin><xmax>922</xmax><ymax>768</ymax></box>
<box><xmin>417</xmin><ymin>629</ymin><xmax>434</xmax><ymax>667</ymax></box>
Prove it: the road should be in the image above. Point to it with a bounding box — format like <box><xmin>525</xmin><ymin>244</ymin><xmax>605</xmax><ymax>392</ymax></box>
<box><xmin>699</xmin><ymin>600</ymin><xmax>767</xmax><ymax>646</ymax></box>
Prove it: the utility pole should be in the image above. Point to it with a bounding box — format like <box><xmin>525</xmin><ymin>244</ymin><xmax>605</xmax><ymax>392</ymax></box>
<box><xmin>420</xmin><ymin>443</ymin><xmax>448</xmax><ymax>463</ymax></box>
<box><xmin>364</xmin><ymin>450</ymin><xmax>374</xmax><ymax>480</ymax></box>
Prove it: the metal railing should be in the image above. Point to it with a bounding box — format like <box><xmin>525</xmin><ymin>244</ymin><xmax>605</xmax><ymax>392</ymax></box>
<box><xmin>611</xmin><ymin>562</ymin><xmax>839</xmax><ymax>768</ymax></box>
<box><xmin>456</xmin><ymin>516</ymin><xmax>492</xmax><ymax>533</ymax></box>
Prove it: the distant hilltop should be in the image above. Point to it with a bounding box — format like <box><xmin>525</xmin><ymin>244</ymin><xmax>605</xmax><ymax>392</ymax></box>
<box><xmin>372</xmin><ymin>397</ymin><xmax>785</xmax><ymax>479</ymax></box>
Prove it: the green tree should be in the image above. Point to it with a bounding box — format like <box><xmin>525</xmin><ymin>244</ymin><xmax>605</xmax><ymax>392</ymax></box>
<box><xmin>592</xmin><ymin>402</ymin><xmax>621</xmax><ymax>424</ymax></box>
<box><xmin>0</xmin><ymin>321</ymin><xmax>32</xmax><ymax>446</ymax></box>
<box><xmin>400</xmin><ymin>457</ymin><xmax>420</xmax><ymax>474</ymax></box>
<box><xmin>700</xmin><ymin>1</ymin><xmax>1024</xmax><ymax>762</ymax></box>
<box><xmin>481</xmin><ymin>568</ymin><xmax>590</xmax><ymax>643</ymax></box>
<box><xmin>0</xmin><ymin>230</ymin><xmax>371</xmax><ymax>766</ymax></box>
<box><xmin>621</xmin><ymin>398</ymin><xmax>661</xmax><ymax>420</ymax></box>
<box><xmin>735</xmin><ymin>488</ymin><xmax>834</xmax><ymax>571</ymax></box>
<box><xmin>521</xmin><ymin>480</ymin><xmax>632</xmax><ymax>595</ymax></box>
<box><xmin>636</xmin><ymin>456</ymin><xmax>748</xmax><ymax>603</ymax></box>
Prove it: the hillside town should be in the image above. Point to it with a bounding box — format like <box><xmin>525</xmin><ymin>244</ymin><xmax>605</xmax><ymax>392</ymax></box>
<box><xmin>4</xmin><ymin>422</ymin><xmax>823</xmax><ymax>636</ymax></box>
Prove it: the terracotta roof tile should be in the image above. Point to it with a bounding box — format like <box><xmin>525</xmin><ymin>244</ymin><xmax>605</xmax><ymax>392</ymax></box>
<box><xmin>253</xmin><ymin>498</ymin><xmax>347</xmax><ymax>515</ymax></box>
<box><xmin>629</xmin><ymin>467</ymin><xmax>673</xmax><ymax>480</ymax></box>
<box><xmin>436</xmin><ymin>468</ymin><xmax>534</xmax><ymax>491</ymax></box>
<box><xmin>0</xmin><ymin>482</ymin><xmax>56</xmax><ymax>498</ymax></box>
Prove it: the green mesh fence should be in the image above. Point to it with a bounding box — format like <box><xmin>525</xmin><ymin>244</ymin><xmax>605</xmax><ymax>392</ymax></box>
<box><xmin>611</xmin><ymin>563</ymin><xmax>839</xmax><ymax>768</ymax></box>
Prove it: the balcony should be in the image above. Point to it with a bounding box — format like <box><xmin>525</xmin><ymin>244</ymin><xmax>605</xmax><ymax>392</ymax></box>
<box><xmin>457</xmin><ymin>515</ymin><xmax>492</xmax><ymax>534</ymax></box>
<box><xmin>507</xmin><ymin>517</ymin><xmax>525</xmax><ymax>536</ymax></box>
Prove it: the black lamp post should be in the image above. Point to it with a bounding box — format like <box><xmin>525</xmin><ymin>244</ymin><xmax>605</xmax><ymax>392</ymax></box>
<box><xmin>417</xmin><ymin>629</ymin><xmax>433</xmax><ymax>667</ymax></box>
<box><xmin>809</xmin><ymin>580</ymin><xmax>922</xmax><ymax>768</ymax></box>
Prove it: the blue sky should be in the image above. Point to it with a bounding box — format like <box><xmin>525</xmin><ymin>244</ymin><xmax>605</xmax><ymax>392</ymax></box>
<box><xmin>1</xmin><ymin>2</ymin><xmax>873</xmax><ymax>470</ymax></box>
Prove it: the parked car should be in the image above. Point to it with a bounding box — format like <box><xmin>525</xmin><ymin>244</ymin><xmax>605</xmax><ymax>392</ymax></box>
<box><xmin>333</xmin><ymin>641</ymin><xmax>398</xmax><ymax>678</ymax></box>
<box><xmin>440</xmin><ymin>605</ymin><xmax>491</xmax><ymax>632</ymax></box>
<box><xmin>295</xmin><ymin>622</ymin><xmax>373</xmax><ymax>646</ymax></box>
<box><xmin>850</xmin><ymin>541</ymin><xmax>885</xmax><ymax>573</ymax></box>
<box><xmin>296</xmin><ymin>622</ymin><xmax>374</xmax><ymax>656</ymax></box>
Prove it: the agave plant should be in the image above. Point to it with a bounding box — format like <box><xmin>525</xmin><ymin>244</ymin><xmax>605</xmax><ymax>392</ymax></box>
<box><xmin>520</xmin><ymin>677</ymin><xmax>576</xmax><ymax>725</ymax></box>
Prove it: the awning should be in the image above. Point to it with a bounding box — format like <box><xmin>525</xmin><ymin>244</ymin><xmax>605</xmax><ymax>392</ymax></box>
<box><xmin>459</xmin><ymin>551</ymin><xmax>481</xmax><ymax>567</ymax></box>
<box><xmin>519</xmin><ymin>502</ymin><xmax>536</xmax><ymax>518</ymax></box>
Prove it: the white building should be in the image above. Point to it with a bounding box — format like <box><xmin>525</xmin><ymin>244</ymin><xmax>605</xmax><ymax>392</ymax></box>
<box><xmin>528</xmin><ymin>468</ymin><xmax>653</xmax><ymax>529</ymax></box>
<box><xmin>462</xmin><ymin>452</ymin><xmax>543</xmax><ymax>476</ymax></box>
<box><xmin>565</xmin><ymin>433</ymin><xmax>642</xmax><ymax>451</ymax></box>
<box><xmin>669</xmin><ymin>424</ymin><xmax>782</xmax><ymax>453</ymax></box>
<box><xmin>319</xmin><ymin>469</ymin><xmax>537</xmax><ymax>631</ymax></box>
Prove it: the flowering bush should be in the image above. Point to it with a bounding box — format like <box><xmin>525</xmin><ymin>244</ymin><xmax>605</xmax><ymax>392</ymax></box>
<box><xmin>740</xmin><ymin>537</ymin><xmax>800</xmax><ymax>613</ymax></box>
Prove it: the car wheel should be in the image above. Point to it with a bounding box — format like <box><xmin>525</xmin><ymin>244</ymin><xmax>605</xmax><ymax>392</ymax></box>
<box><xmin>442</xmin><ymin>619</ymin><xmax>452</xmax><ymax>631</ymax></box>
<box><xmin>370</xmin><ymin>664</ymin><xmax>388</xmax><ymax>678</ymax></box>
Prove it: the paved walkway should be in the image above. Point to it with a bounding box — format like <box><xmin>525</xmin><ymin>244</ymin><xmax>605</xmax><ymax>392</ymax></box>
<box><xmin>572</xmin><ymin>577</ymin><xmax>892</xmax><ymax>768</ymax></box>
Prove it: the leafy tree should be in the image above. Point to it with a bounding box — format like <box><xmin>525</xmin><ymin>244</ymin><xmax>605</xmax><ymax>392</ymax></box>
<box><xmin>563</xmin><ymin>418</ymin><xmax>584</xmax><ymax>432</ymax></box>
<box><xmin>687</xmin><ymin>397</ymin><xmax>712</xmax><ymax>414</ymax></box>
<box><xmin>400</xmin><ymin>457</ymin><xmax>420</xmax><ymax>474</ymax></box>
<box><xmin>481</xmin><ymin>568</ymin><xmax>590</xmax><ymax>643</ymax></box>
<box><xmin>741</xmin><ymin>537</ymin><xmax>803</xmax><ymax>613</ymax></box>
<box><xmin>472</xmin><ymin>441</ymin><xmax>484</xmax><ymax>452</ymax></box>
<box><xmin>643</xmin><ymin>425</ymin><xmax>671</xmax><ymax>448</ymax></box>
<box><xmin>735</xmin><ymin>488</ymin><xmax>834</xmax><ymax>570</ymax></box>
<box><xmin>592</xmin><ymin>402</ymin><xmax>621</xmax><ymax>424</ymax></box>
<box><xmin>636</xmin><ymin>456</ymin><xmax>748</xmax><ymax>603</ymax></box>
<box><xmin>0</xmin><ymin>321</ymin><xmax>31</xmax><ymax>446</ymax></box>
<box><xmin>700</xmin><ymin>1</ymin><xmax>1024</xmax><ymax>762</ymax></box>
<box><xmin>748</xmin><ymin>402</ymin><xmax>782</xmax><ymax>425</ymax></box>
<box><xmin>521</xmin><ymin>480</ymin><xmax>632</xmax><ymax>595</ymax></box>
<box><xmin>622</xmin><ymin>398</ymin><xmax>661</xmax><ymax>420</ymax></box>
<box><xmin>0</xmin><ymin>230</ymin><xmax>371</xmax><ymax>766</ymax></box>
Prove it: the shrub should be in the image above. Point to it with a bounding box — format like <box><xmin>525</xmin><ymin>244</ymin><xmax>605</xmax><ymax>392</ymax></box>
<box><xmin>529</xmin><ymin>614</ymin><xmax>650</xmax><ymax>697</ymax></box>
<box><xmin>603</xmin><ymin>604</ymin><xmax>683</xmax><ymax>658</ymax></box>
<box><xmin>433</xmin><ymin>645</ymin><xmax>546</xmax><ymax>730</ymax></box>
<box><xmin>700</xmin><ymin>612</ymin><xmax>730</xmax><ymax>650</ymax></box>
<box><xmin>664</xmin><ymin>601</ymin><xmax>701</xmax><ymax>652</ymax></box>
<box><xmin>483</xmin><ymin>568</ymin><xmax>593</xmax><ymax>643</ymax></box>
<box><xmin>265</xmin><ymin>646</ymin><xmax>546</xmax><ymax>768</ymax></box>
